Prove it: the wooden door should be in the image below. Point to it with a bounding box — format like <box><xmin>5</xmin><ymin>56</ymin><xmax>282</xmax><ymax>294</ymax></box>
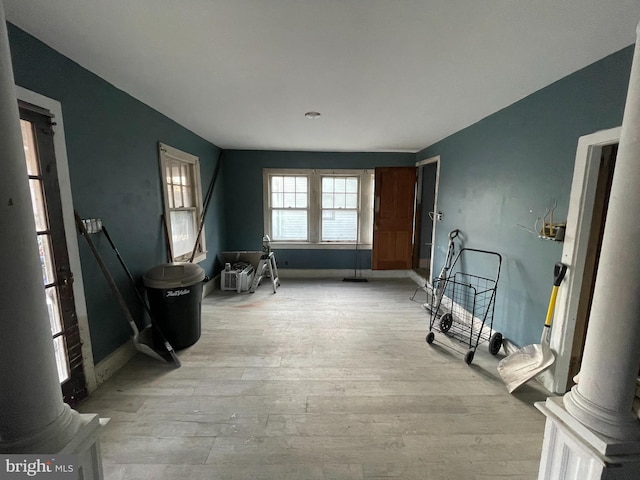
<box><xmin>372</xmin><ymin>167</ymin><xmax>417</xmax><ymax>270</ymax></box>
<box><xmin>20</xmin><ymin>102</ymin><xmax>87</xmax><ymax>406</ymax></box>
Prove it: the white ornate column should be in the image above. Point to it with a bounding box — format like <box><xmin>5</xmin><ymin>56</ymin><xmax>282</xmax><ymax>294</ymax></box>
<box><xmin>1</xmin><ymin>7</ymin><xmax>106</xmax><ymax>477</ymax></box>
<box><xmin>537</xmin><ymin>19</ymin><xmax>640</xmax><ymax>480</ymax></box>
<box><xmin>0</xmin><ymin>2</ymin><xmax>83</xmax><ymax>454</ymax></box>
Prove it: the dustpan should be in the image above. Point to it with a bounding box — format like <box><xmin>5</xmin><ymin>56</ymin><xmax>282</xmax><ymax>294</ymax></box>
<box><xmin>498</xmin><ymin>262</ymin><xmax>567</xmax><ymax>393</ymax></box>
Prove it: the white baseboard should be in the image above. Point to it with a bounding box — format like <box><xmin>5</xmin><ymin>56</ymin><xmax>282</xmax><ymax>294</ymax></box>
<box><xmin>278</xmin><ymin>269</ymin><xmax>413</xmax><ymax>279</ymax></box>
<box><xmin>93</xmin><ymin>341</ymin><xmax>137</xmax><ymax>387</ymax></box>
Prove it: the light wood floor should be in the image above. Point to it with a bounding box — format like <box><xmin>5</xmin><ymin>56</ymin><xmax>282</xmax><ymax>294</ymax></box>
<box><xmin>79</xmin><ymin>277</ymin><xmax>548</xmax><ymax>479</ymax></box>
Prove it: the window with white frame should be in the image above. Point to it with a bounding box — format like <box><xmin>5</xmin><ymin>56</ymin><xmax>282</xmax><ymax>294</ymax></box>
<box><xmin>264</xmin><ymin>169</ymin><xmax>374</xmax><ymax>247</ymax></box>
<box><xmin>270</xmin><ymin>175</ymin><xmax>309</xmax><ymax>241</ymax></box>
<box><xmin>159</xmin><ymin>143</ymin><xmax>206</xmax><ymax>262</ymax></box>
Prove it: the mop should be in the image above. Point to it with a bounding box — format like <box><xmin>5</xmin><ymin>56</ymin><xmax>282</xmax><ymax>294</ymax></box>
<box><xmin>425</xmin><ymin>229</ymin><xmax>460</xmax><ymax>312</ymax></box>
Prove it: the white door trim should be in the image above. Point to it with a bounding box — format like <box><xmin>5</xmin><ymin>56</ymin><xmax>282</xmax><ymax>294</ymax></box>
<box><xmin>546</xmin><ymin>127</ymin><xmax>621</xmax><ymax>394</ymax></box>
<box><xmin>16</xmin><ymin>86</ymin><xmax>97</xmax><ymax>393</ymax></box>
<box><xmin>415</xmin><ymin>155</ymin><xmax>440</xmax><ymax>284</ymax></box>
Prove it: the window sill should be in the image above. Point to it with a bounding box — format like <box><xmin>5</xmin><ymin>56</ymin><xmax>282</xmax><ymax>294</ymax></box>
<box><xmin>270</xmin><ymin>242</ymin><xmax>372</xmax><ymax>250</ymax></box>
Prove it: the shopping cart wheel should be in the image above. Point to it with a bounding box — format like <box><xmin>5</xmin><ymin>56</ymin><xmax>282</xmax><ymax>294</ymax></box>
<box><xmin>439</xmin><ymin>313</ymin><xmax>453</xmax><ymax>333</ymax></box>
<box><xmin>489</xmin><ymin>332</ymin><xmax>503</xmax><ymax>356</ymax></box>
<box><xmin>426</xmin><ymin>332</ymin><xmax>435</xmax><ymax>344</ymax></box>
<box><xmin>464</xmin><ymin>349</ymin><xmax>475</xmax><ymax>365</ymax></box>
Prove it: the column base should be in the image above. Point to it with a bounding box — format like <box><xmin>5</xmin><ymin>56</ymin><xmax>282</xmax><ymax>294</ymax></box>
<box><xmin>59</xmin><ymin>413</ymin><xmax>107</xmax><ymax>480</ymax></box>
<box><xmin>564</xmin><ymin>387</ymin><xmax>640</xmax><ymax>441</ymax></box>
<box><xmin>537</xmin><ymin>397</ymin><xmax>640</xmax><ymax>480</ymax></box>
<box><xmin>0</xmin><ymin>405</ymin><xmax>80</xmax><ymax>454</ymax></box>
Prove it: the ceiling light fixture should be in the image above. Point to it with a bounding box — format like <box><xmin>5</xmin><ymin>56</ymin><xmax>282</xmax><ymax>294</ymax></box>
<box><xmin>304</xmin><ymin>111</ymin><xmax>321</xmax><ymax>119</ymax></box>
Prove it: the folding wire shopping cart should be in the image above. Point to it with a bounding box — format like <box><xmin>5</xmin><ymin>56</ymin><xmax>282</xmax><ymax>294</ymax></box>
<box><xmin>425</xmin><ymin>248</ymin><xmax>502</xmax><ymax>365</ymax></box>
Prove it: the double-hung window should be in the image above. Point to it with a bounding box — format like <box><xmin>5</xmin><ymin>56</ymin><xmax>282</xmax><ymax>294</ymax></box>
<box><xmin>321</xmin><ymin>176</ymin><xmax>359</xmax><ymax>242</ymax></box>
<box><xmin>270</xmin><ymin>175</ymin><xmax>309</xmax><ymax>241</ymax></box>
<box><xmin>159</xmin><ymin>143</ymin><xmax>206</xmax><ymax>262</ymax></box>
<box><xmin>264</xmin><ymin>169</ymin><xmax>374</xmax><ymax>247</ymax></box>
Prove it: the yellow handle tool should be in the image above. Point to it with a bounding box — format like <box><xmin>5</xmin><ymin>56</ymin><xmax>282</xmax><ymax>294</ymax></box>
<box><xmin>545</xmin><ymin>263</ymin><xmax>568</xmax><ymax>328</ymax></box>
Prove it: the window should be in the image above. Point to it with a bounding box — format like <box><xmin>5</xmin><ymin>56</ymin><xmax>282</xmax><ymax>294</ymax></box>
<box><xmin>270</xmin><ymin>175</ymin><xmax>308</xmax><ymax>241</ymax></box>
<box><xmin>159</xmin><ymin>143</ymin><xmax>206</xmax><ymax>262</ymax></box>
<box><xmin>321</xmin><ymin>176</ymin><xmax>359</xmax><ymax>241</ymax></box>
<box><xmin>264</xmin><ymin>169</ymin><xmax>374</xmax><ymax>247</ymax></box>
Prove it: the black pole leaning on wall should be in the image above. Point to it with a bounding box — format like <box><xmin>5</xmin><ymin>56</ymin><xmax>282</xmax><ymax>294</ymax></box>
<box><xmin>189</xmin><ymin>151</ymin><xmax>224</xmax><ymax>263</ymax></box>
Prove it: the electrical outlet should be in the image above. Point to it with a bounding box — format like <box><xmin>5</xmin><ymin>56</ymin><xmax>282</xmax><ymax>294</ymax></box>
<box><xmin>436</xmin><ymin>212</ymin><xmax>443</xmax><ymax>221</ymax></box>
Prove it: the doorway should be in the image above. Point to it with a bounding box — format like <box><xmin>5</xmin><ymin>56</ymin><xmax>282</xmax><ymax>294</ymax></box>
<box><xmin>566</xmin><ymin>144</ymin><xmax>617</xmax><ymax>389</ymax></box>
<box><xmin>19</xmin><ymin>102</ymin><xmax>87</xmax><ymax>406</ymax></box>
<box><xmin>16</xmin><ymin>87</ymin><xmax>96</xmax><ymax>403</ymax></box>
<box><xmin>546</xmin><ymin>127</ymin><xmax>621</xmax><ymax>394</ymax></box>
<box><xmin>413</xmin><ymin>156</ymin><xmax>440</xmax><ymax>283</ymax></box>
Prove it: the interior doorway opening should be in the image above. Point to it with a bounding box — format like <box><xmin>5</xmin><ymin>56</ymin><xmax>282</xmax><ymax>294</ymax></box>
<box><xmin>547</xmin><ymin>127</ymin><xmax>621</xmax><ymax>394</ymax></box>
<box><xmin>413</xmin><ymin>156</ymin><xmax>440</xmax><ymax>284</ymax></box>
<box><xmin>566</xmin><ymin>143</ymin><xmax>617</xmax><ymax>390</ymax></box>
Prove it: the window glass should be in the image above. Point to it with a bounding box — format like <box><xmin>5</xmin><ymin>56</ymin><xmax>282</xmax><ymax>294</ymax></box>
<box><xmin>322</xmin><ymin>210</ymin><xmax>358</xmax><ymax>241</ymax></box>
<box><xmin>21</xmin><ymin>120</ymin><xmax>40</xmax><ymax>176</ymax></box>
<box><xmin>45</xmin><ymin>286</ymin><xmax>63</xmax><ymax>335</ymax></box>
<box><xmin>28</xmin><ymin>180</ymin><xmax>48</xmax><ymax>231</ymax></box>
<box><xmin>53</xmin><ymin>336</ymin><xmax>70</xmax><ymax>383</ymax></box>
<box><xmin>272</xmin><ymin>210</ymin><xmax>308</xmax><ymax>240</ymax></box>
<box><xmin>170</xmin><ymin>210</ymin><xmax>197</xmax><ymax>258</ymax></box>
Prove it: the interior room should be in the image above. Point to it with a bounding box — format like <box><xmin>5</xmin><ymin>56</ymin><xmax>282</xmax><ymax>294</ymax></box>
<box><xmin>3</xmin><ymin>1</ymin><xmax>640</xmax><ymax>479</ymax></box>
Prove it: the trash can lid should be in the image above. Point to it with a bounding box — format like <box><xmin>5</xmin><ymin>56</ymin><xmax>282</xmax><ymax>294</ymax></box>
<box><xmin>143</xmin><ymin>262</ymin><xmax>205</xmax><ymax>289</ymax></box>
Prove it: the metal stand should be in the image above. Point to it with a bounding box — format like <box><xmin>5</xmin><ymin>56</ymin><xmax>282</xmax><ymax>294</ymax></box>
<box><xmin>250</xmin><ymin>252</ymin><xmax>280</xmax><ymax>293</ymax></box>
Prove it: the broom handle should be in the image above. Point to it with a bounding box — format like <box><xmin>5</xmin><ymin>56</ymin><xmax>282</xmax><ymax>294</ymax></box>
<box><xmin>100</xmin><ymin>224</ymin><xmax>181</xmax><ymax>366</ymax></box>
<box><xmin>545</xmin><ymin>262</ymin><xmax>567</xmax><ymax>327</ymax></box>
<box><xmin>189</xmin><ymin>151</ymin><xmax>223</xmax><ymax>263</ymax></box>
<box><xmin>74</xmin><ymin>211</ymin><xmax>140</xmax><ymax>336</ymax></box>
<box><xmin>545</xmin><ymin>287</ymin><xmax>559</xmax><ymax>327</ymax></box>
<box><xmin>101</xmin><ymin>226</ymin><xmax>152</xmax><ymax>316</ymax></box>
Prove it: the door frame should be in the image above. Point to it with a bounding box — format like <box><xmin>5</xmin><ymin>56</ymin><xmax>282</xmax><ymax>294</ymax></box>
<box><xmin>16</xmin><ymin>86</ymin><xmax>97</xmax><ymax>393</ymax></box>
<box><xmin>415</xmin><ymin>155</ymin><xmax>440</xmax><ymax>285</ymax></box>
<box><xmin>546</xmin><ymin>127</ymin><xmax>621</xmax><ymax>394</ymax></box>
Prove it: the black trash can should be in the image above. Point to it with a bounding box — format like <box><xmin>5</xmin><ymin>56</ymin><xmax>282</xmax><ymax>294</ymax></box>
<box><xmin>143</xmin><ymin>262</ymin><xmax>205</xmax><ymax>350</ymax></box>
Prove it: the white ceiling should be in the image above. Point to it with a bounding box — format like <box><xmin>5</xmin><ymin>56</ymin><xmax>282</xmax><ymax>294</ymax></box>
<box><xmin>4</xmin><ymin>1</ymin><xmax>640</xmax><ymax>153</ymax></box>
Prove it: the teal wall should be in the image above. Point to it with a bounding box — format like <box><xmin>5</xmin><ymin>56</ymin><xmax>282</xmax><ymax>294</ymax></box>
<box><xmin>222</xmin><ymin>150</ymin><xmax>415</xmax><ymax>269</ymax></box>
<box><xmin>417</xmin><ymin>46</ymin><xmax>633</xmax><ymax>348</ymax></box>
<box><xmin>8</xmin><ymin>24</ymin><xmax>225</xmax><ymax>362</ymax></box>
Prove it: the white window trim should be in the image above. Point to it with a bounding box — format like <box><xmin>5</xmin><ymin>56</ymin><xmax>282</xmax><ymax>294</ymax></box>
<box><xmin>263</xmin><ymin>168</ymin><xmax>374</xmax><ymax>249</ymax></box>
<box><xmin>159</xmin><ymin>142</ymin><xmax>206</xmax><ymax>263</ymax></box>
